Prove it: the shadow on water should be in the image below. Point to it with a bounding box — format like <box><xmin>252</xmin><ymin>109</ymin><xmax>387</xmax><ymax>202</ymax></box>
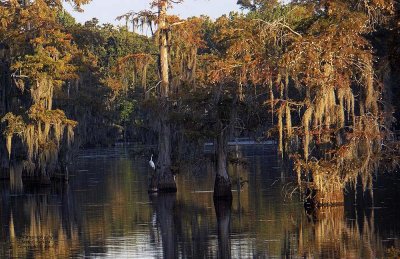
<box><xmin>148</xmin><ymin>192</ymin><xmax>233</xmax><ymax>259</ymax></box>
<box><xmin>0</xmin><ymin>145</ymin><xmax>400</xmax><ymax>258</ymax></box>
<box><xmin>214</xmin><ymin>199</ymin><xmax>232</xmax><ymax>259</ymax></box>
<box><xmin>149</xmin><ymin>193</ymin><xmax>177</xmax><ymax>259</ymax></box>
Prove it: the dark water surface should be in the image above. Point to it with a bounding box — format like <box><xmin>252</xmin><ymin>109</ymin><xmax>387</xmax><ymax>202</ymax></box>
<box><xmin>1</xmin><ymin>145</ymin><xmax>400</xmax><ymax>258</ymax></box>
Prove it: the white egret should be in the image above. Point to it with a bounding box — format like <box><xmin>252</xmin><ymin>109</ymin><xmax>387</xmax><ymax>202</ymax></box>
<box><xmin>149</xmin><ymin>154</ymin><xmax>155</xmax><ymax>170</ymax></box>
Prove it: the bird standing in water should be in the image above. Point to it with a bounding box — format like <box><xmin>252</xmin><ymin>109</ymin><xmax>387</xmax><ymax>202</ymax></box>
<box><xmin>149</xmin><ymin>154</ymin><xmax>155</xmax><ymax>170</ymax></box>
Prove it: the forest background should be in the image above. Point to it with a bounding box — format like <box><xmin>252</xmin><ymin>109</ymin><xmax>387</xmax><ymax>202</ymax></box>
<box><xmin>1</xmin><ymin>0</ymin><xmax>399</xmax><ymax>204</ymax></box>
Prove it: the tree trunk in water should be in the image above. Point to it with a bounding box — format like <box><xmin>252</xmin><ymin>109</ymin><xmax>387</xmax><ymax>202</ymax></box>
<box><xmin>156</xmin><ymin>114</ymin><xmax>176</xmax><ymax>192</ymax></box>
<box><xmin>149</xmin><ymin>0</ymin><xmax>176</xmax><ymax>193</ymax></box>
<box><xmin>214</xmin><ymin>198</ymin><xmax>232</xmax><ymax>259</ymax></box>
<box><xmin>214</xmin><ymin>125</ymin><xmax>232</xmax><ymax>199</ymax></box>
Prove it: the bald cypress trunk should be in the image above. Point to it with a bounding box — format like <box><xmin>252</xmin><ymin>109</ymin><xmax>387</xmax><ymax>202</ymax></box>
<box><xmin>0</xmin><ymin>44</ymin><xmax>10</xmax><ymax>115</ymax></box>
<box><xmin>0</xmin><ymin>44</ymin><xmax>11</xmax><ymax>173</ymax></box>
<box><xmin>156</xmin><ymin>112</ymin><xmax>176</xmax><ymax>192</ymax></box>
<box><xmin>159</xmin><ymin>0</ymin><xmax>169</xmax><ymax>99</ymax></box>
<box><xmin>150</xmin><ymin>0</ymin><xmax>176</xmax><ymax>193</ymax></box>
<box><xmin>214</xmin><ymin>123</ymin><xmax>232</xmax><ymax>199</ymax></box>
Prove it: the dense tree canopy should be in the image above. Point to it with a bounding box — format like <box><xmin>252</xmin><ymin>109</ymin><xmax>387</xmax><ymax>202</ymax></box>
<box><xmin>0</xmin><ymin>0</ymin><xmax>84</xmax><ymax>179</ymax></box>
<box><xmin>0</xmin><ymin>0</ymin><xmax>399</xmax><ymax>203</ymax></box>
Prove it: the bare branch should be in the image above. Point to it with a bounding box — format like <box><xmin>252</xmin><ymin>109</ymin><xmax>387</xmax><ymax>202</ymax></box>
<box><xmin>253</xmin><ymin>18</ymin><xmax>302</xmax><ymax>38</ymax></box>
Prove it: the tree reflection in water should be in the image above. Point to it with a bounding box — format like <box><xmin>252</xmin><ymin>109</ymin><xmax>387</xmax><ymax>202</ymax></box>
<box><xmin>214</xmin><ymin>198</ymin><xmax>232</xmax><ymax>259</ymax></box>
<box><xmin>0</xmin><ymin>146</ymin><xmax>399</xmax><ymax>258</ymax></box>
<box><xmin>0</xmin><ymin>183</ymin><xmax>81</xmax><ymax>258</ymax></box>
<box><xmin>150</xmin><ymin>193</ymin><xmax>177</xmax><ymax>259</ymax></box>
<box><xmin>297</xmin><ymin>206</ymin><xmax>384</xmax><ymax>258</ymax></box>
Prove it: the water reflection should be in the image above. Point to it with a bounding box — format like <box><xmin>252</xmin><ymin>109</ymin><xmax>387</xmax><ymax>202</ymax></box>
<box><xmin>0</xmin><ymin>184</ymin><xmax>81</xmax><ymax>258</ymax></box>
<box><xmin>214</xmin><ymin>199</ymin><xmax>232</xmax><ymax>259</ymax></box>
<box><xmin>150</xmin><ymin>193</ymin><xmax>177</xmax><ymax>259</ymax></box>
<box><xmin>0</xmin><ymin>145</ymin><xmax>399</xmax><ymax>258</ymax></box>
<box><xmin>299</xmin><ymin>206</ymin><xmax>378</xmax><ymax>258</ymax></box>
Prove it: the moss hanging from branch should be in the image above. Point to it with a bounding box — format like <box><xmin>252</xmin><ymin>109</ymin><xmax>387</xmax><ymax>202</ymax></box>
<box><xmin>1</xmin><ymin>104</ymin><xmax>77</xmax><ymax>177</ymax></box>
<box><xmin>1</xmin><ymin>113</ymin><xmax>25</xmax><ymax>159</ymax></box>
<box><xmin>104</xmin><ymin>53</ymin><xmax>154</xmax><ymax>96</ymax></box>
<box><xmin>285</xmin><ymin>104</ymin><xmax>292</xmax><ymax>138</ymax></box>
<box><xmin>277</xmin><ymin>105</ymin><xmax>283</xmax><ymax>154</ymax></box>
<box><xmin>166</xmin><ymin>16</ymin><xmax>205</xmax><ymax>92</ymax></box>
<box><xmin>302</xmin><ymin>106</ymin><xmax>313</xmax><ymax>161</ymax></box>
<box><xmin>266</xmin><ymin>0</ymin><xmax>397</xmax><ymax>203</ymax></box>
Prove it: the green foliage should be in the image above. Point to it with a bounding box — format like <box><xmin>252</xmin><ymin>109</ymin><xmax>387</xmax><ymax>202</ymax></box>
<box><xmin>57</xmin><ymin>10</ymin><xmax>77</xmax><ymax>28</ymax></box>
<box><xmin>119</xmin><ymin>100</ymin><xmax>136</xmax><ymax>123</ymax></box>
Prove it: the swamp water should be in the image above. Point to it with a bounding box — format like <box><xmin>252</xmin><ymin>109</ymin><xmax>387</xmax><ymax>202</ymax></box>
<box><xmin>1</xmin><ymin>145</ymin><xmax>400</xmax><ymax>258</ymax></box>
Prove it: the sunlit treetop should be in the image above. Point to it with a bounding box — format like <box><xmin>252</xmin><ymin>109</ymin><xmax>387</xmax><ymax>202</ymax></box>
<box><xmin>0</xmin><ymin>0</ymin><xmax>88</xmax><ymax>86</ymax></box>
<box><xmin>0</xmin><ymin>0</ymin><xmax>91</xmax><ymax>10</ymax></box>
<box><xmin>116</xmin><ymin>0</ymin><xmax>185</xmax><ymax>34</ymax></box>
<box><xmin>237</xmin><ymin>0</ymin><xmax>279</xmax><ymax>11</ymax></box>
<box><xmin>64</xmin><ymin>0</ymin><xmax>92</xmax><ymax>10</ymax></box>
<box><xmin>202</xmin><ymin>13</ymin><xmax>282</xmax><ymax>95</ymax></box>
<box><xmin>150</xmin><ymin>0</ymin><xmax>184</xmax><ymax>9</ymax></box>
<box><xmin>291</xmin><ymin>0</ymin><xmax>395</xmax><ymax>25</ymax></box>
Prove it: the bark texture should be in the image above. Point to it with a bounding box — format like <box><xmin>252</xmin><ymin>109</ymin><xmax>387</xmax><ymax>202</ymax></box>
<box><xmin>214</xmin><ymin>126</ymin><xmax>232</xmax><ymax>199</ymax></box>
<box><xmin>148</xmin><ymin>0</ymin><xmax>176</xmax><ymax>193</ymax></box>
<box><xmin>155</xmin><ymin>109</ymin><xmax>176</xmax><ymax>192</ymax></box>
<box><xmin>159</xmin><ymin>0</ymin><xmax>169</xmax><ymax>98</ymax></box>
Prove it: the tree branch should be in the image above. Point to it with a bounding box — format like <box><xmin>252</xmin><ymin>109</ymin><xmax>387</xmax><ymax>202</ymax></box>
<box><xmin>253</xmin><ymin>18</ymin><xmax>302</xmax><ymax>38</ymax></box>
